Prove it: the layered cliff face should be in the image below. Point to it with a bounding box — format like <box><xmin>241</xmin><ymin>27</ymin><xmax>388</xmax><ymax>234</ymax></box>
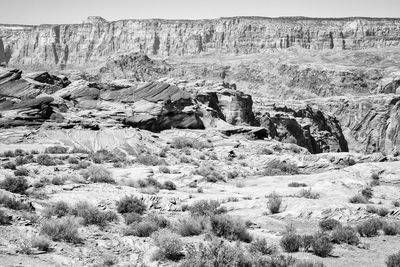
<box><xmin>313</xmin><ymin>95</ymin><xmax>400</xmax><ymax>154</ymax></box>
<box><xmin>2</xmin><ymin>17</ymin><xmax>400</xmax><ymax>68</ymax></box>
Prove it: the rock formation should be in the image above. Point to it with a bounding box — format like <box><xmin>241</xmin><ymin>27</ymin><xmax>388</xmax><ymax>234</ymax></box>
<box><xmin>256</xmin><ymin>104</ymin><xmax>348</xmax><ymax>153</ymax></box>
<box><xmin>2</xmin><ymin>17</ymin><xmax>400</xmax><ymax>68</ymax></box>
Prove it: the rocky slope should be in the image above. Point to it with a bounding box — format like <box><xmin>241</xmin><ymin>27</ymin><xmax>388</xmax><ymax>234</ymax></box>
<box><xmin>0</xmin><ymin>67</ymin><xmax>352</xmax><ymax>154</ymax></box>
<box><xmin>2</xmin><ymin>17</ymin><xmax>400</xmax><ymax>68</ymax></box>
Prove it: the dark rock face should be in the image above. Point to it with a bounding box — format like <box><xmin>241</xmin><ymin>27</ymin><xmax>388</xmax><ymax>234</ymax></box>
<box><xmin>257</xmin><ymin>105</ymin><xmax>348</xmax><ymax>154</ymax></box>
<box><xmin>312</xmin><ymin>95</ymin><xmax>400</xmax><ymax>154</ymax></box>
<box><xmin>0</xmin><ymin>68</ymin><xmax>72</xmax><ymax>127</ymax></box>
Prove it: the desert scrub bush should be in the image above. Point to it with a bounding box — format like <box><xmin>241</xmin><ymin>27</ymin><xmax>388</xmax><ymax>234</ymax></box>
<box><xmin>81</xmin><ymin>165</ymin><xmax>115</xmax><ymax>184</ymax></box>
<box><xmin>301</xmin><ymin>235</ymin><xmax>314</xmax><ymax>252</ymax></box>
<box><xmin>227</xmin><ymin>170</ymin><xmax>239</xmax><ymax>179</ymax></box>
<box><xmin>15</xmin><ymin>156</ymin><xmax>29</xmax><ymax>166</ymax></box>
<box><xmin>123</xmin><ymin>212</ymin><xmax>142</xmax><ymax>225</ymax></box>
<box><xmin>210</xmin><ymin>214</ymin><xmax>252</xmax><ymax>242</ymax></box>
<box><xmin>1</xmin><ymin>176</ymin><xmax>29</xmax><ymax>194</ymax></box>
<box><xmin>45</xmin><ymin>146</ymin><xmax>69</xmax><ymax>154</ymax></box>
<box><xmin>123</xmin><ymin>220</ymin><xmax>159</xmax><ymax>237</ymax></box>
<box><xmin>361</xmin><ymin>187</ymin><xmax>373</xmax><ymax>200</ymax></box>
<box><xmin>386</xmin><ymin>251</ymin><xmax>400</xmax><ymax>267</ymax></box>
<box><xmin>288</xmin><ymin>182</ymin><xmax>307</xmax><ymax>187</ymax></box>
<box><xmin>70</xmin><ymin>201</ymin><xmax>118</xmax><ymax>227</ymax></box>
<box><xmin>116</xmin><ymin>196</ymin><xmax>146</xmax><ymax>214</ymax></box>
<box><xmin>179</xmin><ymin>155</ymin><xmax>191</xmax><ymax>164</ymax></box>
<box><xmin>36</xmin><ymin>154</ymin><xmax>56</xmax><ymax>166</ymax></box>
<box><xmin>331</xmin><ymin>226</ymin><xmax>359</xmax><ymax>245</ymax></box>
<box><xmin>152</xmin><ymin>229</ymin><xmax>184</xmax><ymax>261</ymax></box>
<box><xmin>176</xmin><ymin>216</ymin><xmax>206</xmax><ymax>236</ymax></box>
<box><xmin>70</xmin><ymin>160</ymin><xmax>91</xmax><ymax>170</ymax></box>
<box><xmin>392</xmin><ymin>200</ymin><xmax>400</xmax><ymax>207</ymax></box>
<box><xmin>378</xmin><ymin>207</ymin><xmax>390</xmax><ymax>217</ymax></box>
<box><xmin>170</xmin><ymin>137</ymin><xmax>211</xmax><ymax>150</ymax></box>
<box><xmin>90</xmin><ymin>149</ymin><xmax>126</xmax><ymax>164</ymax></box>
<box><xmin>319</xmin><ymin>218</ymin><xmax>342</xmax><ymax>231</ymax></box>
<box><xmin>382</xmin><ymin>221</ymin><xmax>399</xmax><ymax>236</ymax></box>
<box><xmin>312</xmin><ymin>234</ymin><xmax>333</xmax><ymax>257</ymax></box>
<box><xmin>368</xmin><ymin>206</ymin><xmax>390</xmax><ymax>217</ymax></box>
<box><xmin>67</xmin><ymin>156</ymin><xmax>79</xmax><ymax>164</ymax></box>
<box><xmin>188</xmin><ymin>199</ymin><xmax>227</xmax><ymax>216</ymax></box>
<box><xmin>162</xmin><ymin>180</ymin><xmax>176</xmax><ymax>190</ymax></box>
<box><xmin>159</xmin><ymin>166</ymin><xmax>170</xmax><ymax>173</ymax></box>
<box><xmin>366</xmin><ymin>205</ymin><xmax>379</xmax><ymax>214</ymax></box>
<box><xmin>71</xmin><ymin>147</ymin><xmax>91</xmax><ymax>154</ymax></box>
<box><xmin>3</xmin><ymin>161</ymin><xmax>16</xmax><ymax>170</ymax></box>
<box><xmin>0</xmin><ymin>210</ymin><xmax>11</xmax><ymax>225</ymax></box>
<box><xmin>357</xmin><ymin>218</ymin><xmax>383</xmax><ymax>237</ymax></box>
<box><xmin>192</xmin><ymin>165</ymin><xmax>224</xmax><ymax>183</ymax></box>
<box><xmin>14</xmin><ymin>167</ymin><xmax>29</xmax><ymax>177</ymax></box>
<box><xmin>137</xmin><ymin>177</ymin><xmax>162</xmax><ymax>188</ymax></box>
<box><xmin>40</xmin><ymin>216</ymin><xmax>81</xmax><ymax>243</ymax></box>
<box><xmin>298</xmin><ymin>188</ymin><xmax>320</xmax><ymax>199</ymax></box>
<box><xmin>180</xmin><ymin>239</ymin><xmax>253</xmax><ymax>267</ymax></box>
<box><xmin>51</xmin><ymin>176</ymin><xmax>66</xmax><ymax>185</ymax></box>
<box><xmin>31</xmin><ymin>236</ymin><xmax>51</xmax><ymax>252</ymax></box>
<box><xmin>1</xmin><ymin>150</ymin><xmax>15</xmax><ymax>157</ymax></box>
<box><xmin>136</xmin><ymin>155</ymin><xmax>166</xmax><ymax>166</ymax></box>
<box><xmin>280</xmin><ymin>233</ymin><xmax>302</xmax><ymax>252</ymax></box>
<box><xmin>267</xmin><ymin>191</ymin><xmax>282</xmax><ymax>214</ymax></box>
<box><xmin>146</xmin><ymin>213</ymin><xmax>170</xmax><ymax>229</ymax></box>
<box><xmin>42</xmin><ymin>201</ymin><xmax>70</xmax><ymax>218</ymax></box>
<box><xmin>249</xmin><ymin>238</ymin><xmax>276</xmax><ymax>255</ymax></box>
<box><xmin>262</xmin><ymin>160</ymin><xmax>299</xmax><ymax>176</ymax></box>
<box><xmin>0</xmin><ymin>194</ymin><xmax>33</xmax><ymax>210</ymax></box>
<box><xmin>349</xmin><ymin>194</ymin><xmax>369</xmax><ymax>204</ymax></box>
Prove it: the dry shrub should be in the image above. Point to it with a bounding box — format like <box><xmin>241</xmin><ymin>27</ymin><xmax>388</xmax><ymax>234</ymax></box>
<box><xmin>40</xmin><ymin>216</ymin><xmax>81</xmax><ymax>243</ymax></box>
<box><xmin>152</xmin><ymin>229</ymin><xmax>184</xmax><ymax>261</ymax></box>
<box><xmin>81</xmin><ymin>165</ymin><xmax>115</xmax><ymax>183</ymax></box>
<box><xmin>210</xmin><ymin>214</ymin><xmax>252</xmax><ymax>243</ymax></box>
<box><xmin>267</xmin><ymin>192</ymin><xmax>282</xmax><ymax>214</ymax></box>
<box><xmin>116</xmin><ymin>196</ymin><xmax>146</xmax><ymax>214</ymax></box>
<box><xmin>1</xmin><ymin>176</ymin><xmax>29</xmax><ymax>194</ymax></box>
<box><xmin>319</xmin><ymin>218</ymin><xmax>342</xmax><ymax>231</ymax></box>
<box><xmin>280</xmin><ymin>233</ymin><xmax>301</xmax><ymax>252</ymax></box>
<box><xmin>188</xmin><ymin>200</ymin><xmax>227</xmax><ymax>216</ymax></box>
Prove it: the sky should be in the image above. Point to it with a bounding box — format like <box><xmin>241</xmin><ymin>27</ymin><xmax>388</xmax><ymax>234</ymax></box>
<box><xmin>1</xmin><ymin>0</ymin><xmax>400</xmax><ymax>25</ymax></box>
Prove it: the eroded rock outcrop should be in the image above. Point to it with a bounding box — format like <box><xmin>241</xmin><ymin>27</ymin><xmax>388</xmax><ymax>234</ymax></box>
<box><xmin>256</xmin><ymin>104</ymin><xmax>348</xmax><ymax>153</ymax></box>
<box><xmin>98</xmin><ymin>52</ymin><xmax>172</xmax><ymax>82</ymax></box>
<box><xmin>0</xmin><ymin>68</ymin><xmax>71</xmax><ymax>127</ymax></box>
<box><xmin>312</xmin><ymin>95</ymin><xmax>400</xmax><ymax>154</ymax></box>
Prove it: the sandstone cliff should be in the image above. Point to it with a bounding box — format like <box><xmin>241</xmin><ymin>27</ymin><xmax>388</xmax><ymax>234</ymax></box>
<box><xmin>2</xmin><ymin>17</ymin><xmax>400</xmax><ymax>68</ymax></box>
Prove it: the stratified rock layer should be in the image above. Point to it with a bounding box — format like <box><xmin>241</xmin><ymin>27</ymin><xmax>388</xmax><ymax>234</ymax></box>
<box><xmin>2</xmin><ymin>17</ymin><xmax>400</xmax><ymax>68</ymax></box>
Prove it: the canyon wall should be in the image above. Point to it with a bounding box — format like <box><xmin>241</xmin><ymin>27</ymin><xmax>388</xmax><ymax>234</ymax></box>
<box><xmin>1</xmin><ymin>17</ymin><xmax>400</xmax><ymax>68</ymax></box>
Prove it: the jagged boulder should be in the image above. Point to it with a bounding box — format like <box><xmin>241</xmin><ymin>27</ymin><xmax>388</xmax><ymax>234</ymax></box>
<box><xmin>257</xmin><ymin>105</ymin><xmax>348</xmax><ymax>154</ymax></box>
<box><xmin>196</xmin><ymin>88</ymin><xmax>258</xmax><ymax>126</ymax></box>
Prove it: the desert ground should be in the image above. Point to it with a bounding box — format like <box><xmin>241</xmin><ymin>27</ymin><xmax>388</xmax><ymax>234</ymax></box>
<box><xmin>1</xmin><ymin>17</ymin><xmax>400</xmax><ymax>267</ymax></box>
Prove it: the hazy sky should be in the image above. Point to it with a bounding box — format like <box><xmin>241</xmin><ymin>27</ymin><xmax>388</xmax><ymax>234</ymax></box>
<box><xmin>2</xmin><ymin>0</ymin><xmax>400</xmax><ymax>25</ymax></box>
